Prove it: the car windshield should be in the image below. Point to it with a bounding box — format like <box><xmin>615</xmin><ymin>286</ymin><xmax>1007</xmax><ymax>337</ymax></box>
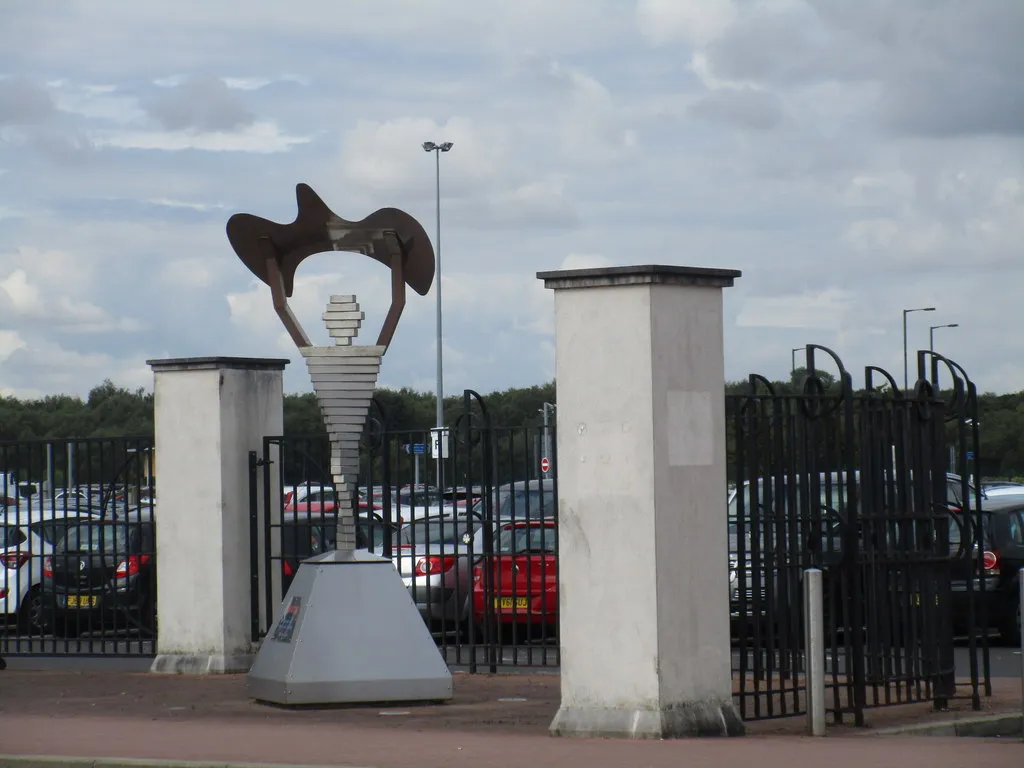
<box><xmin>728</xmin><ymin>478</ymin><xmax>849</xmax><ymax>518</ymax></box>
<box><xmin>28</xmin><ymin>518</ymin><xmax>91</xmax><ymax>545</ymax></box>
<box><xmin>400</xmin><ymin>519</ymin><xmax>478</xmax><ymax>547</ymax></box>
<box><xmin>397</xmin><ymin>491</ymin><xmax>442</xmax><ymax>507</ymax></box>
<box><xmin>58</xmin><ymin>523</ymin><xmax>128</xmax><ymax>553</ymax></box>
<box><xmin>496</xmin><ymin>524</ymin><xmax>557</xmax><ymax>555</ymax></box>
<box><xmin>497</xmin><ymin>489</ymin><xmax>555</xmax><ymax>519</ymax></box>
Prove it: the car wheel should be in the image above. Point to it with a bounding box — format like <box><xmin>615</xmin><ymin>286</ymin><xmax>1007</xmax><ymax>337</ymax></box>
<box><xmin>17</xmin><ymin>587</ymin><xmax>45</xmax><ymax>635</ymax></box>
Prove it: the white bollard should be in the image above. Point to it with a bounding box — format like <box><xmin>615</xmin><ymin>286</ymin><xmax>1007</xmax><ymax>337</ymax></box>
<box><xmin>803</xmin><ymin>568</ymin><xmax>826</xmax><ymax>737</ymax></box>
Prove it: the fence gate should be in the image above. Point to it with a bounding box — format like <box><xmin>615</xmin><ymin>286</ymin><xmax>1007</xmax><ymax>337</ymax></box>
<box><xmin>0</xmin><ymin>436</ymin><xmax>156</xmax><ymax>659</ymax></box>
<box><xmin>248</xmin><ymin>390</ymin><xmax>561</xmax><ymax>671</ymax></box>
<box><xmin>727</xmin><ymin>345</ymin><xmax>989</xmax><ymax>725</ymax></box>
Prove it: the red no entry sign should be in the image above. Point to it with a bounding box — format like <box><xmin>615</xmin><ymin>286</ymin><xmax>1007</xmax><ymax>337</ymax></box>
<box><xmin>540</xmin><ymin>457</ymin><xmax>550</xmax><ymax>473</ymax></box>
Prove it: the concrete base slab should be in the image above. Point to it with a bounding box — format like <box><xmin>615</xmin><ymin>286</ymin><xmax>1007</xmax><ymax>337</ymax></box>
<box><xmin>550</xmin><ymin>700</ymin><xmax>745</xmax><ymax>739</ymax></box>
<box><xmin>246</xmin><ymin>549</ymin><xmax>453</xmax><ymax>706</ymax></box>
<box><xmin>150</xmin><ymin>653</ymin><xmax>253</xmax><ymax>675</ymax></box>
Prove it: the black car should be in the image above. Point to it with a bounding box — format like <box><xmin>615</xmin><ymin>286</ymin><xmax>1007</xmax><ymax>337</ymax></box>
<box><xmin>726</xmin><ymin>471</ymin><xmax>987</xmax><ymax>635</ymax></box>
<box><xmin>43</xmin><ymin>514</ymin><xmax>156</xmax><ymax>637</ymax></box>
<box><xmin>949</xmin><ymin>496</ymin><xmax>1023</xmax><ymax>645</ymax></box>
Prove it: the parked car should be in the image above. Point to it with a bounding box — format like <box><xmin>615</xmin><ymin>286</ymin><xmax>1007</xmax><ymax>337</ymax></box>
<box><xmin>1</xmin><ymin>507</ymin><xmax>102</xmax><ymax>634</ymax></box>
<box><xmin>42</xmin><ymin>511</ymin><xmax>156</xmax><ymax>637</ymax></box>
<box><xmin>472</xmin><ymin>479</ymin><xmax>556</xmax><ymax>521</ymax></box>
<box><xmin>393</xmin><ymin>514</ymin><xmax>484</xmax><ymax>631</ymax></box>
<box><xmin>979</xmin><ymin>483</ymin><xmax>1024</xmax><ymax>499</ymax></box>
<box><xmin>472</xmin><ymin>519</ymin><xmax>558</xmax><ymax>640</ymax></box>
<box><xmin>394</xmin><ymin>487</ymin><xmax>450</xmax><ymax>522</ymax></box>
<box><xmin>279</xmin><ymin>510</ymin><xmax>398</xmax><ymax>593</ymax></box>
<box><xmin>727</xmin><ymin>471</ymin><xmax>997</xmax><ymax>636</ymax></box>
<box><xmin>284</xmin><ymin>486</ymin><xmax>384</xmax><ymax>517</ymax></box>
<box><xmin>948</xmin><ymin>496</ymin><xmax>1024</xmax><ymax>645</ymax></box>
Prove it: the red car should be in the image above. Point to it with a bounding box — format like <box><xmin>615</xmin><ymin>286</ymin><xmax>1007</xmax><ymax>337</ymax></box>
<box><xmin>472</xmin><ymin>520</ymin><xmax>557</xmax><ymax>637</ymax></box>
<box><xmin>284</xmin><ymin>487</ymin><xmax>383</xmax><ymax>516</ymax></box>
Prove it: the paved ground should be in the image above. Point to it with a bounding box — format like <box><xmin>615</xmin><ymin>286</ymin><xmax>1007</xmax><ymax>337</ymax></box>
<box><xmin>0</xmin><ymin>670</ymin><xmax>1020</xmax><ymax>767</ymax></box>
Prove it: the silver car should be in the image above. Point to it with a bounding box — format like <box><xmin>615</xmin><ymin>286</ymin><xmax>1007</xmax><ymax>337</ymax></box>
<box><xmin>472</xmin><ymin>478</ymin><xmax>557</xmax><ymax>521</ymax></box>
<box><xmin>394</xmin><ymin>515</ymin><xmax>483</xmax><ymax>631</ymax></box>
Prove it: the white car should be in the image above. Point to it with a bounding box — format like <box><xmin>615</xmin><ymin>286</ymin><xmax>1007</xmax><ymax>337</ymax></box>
<box><xmin>981</xmin><ymin>483</ymin><xmax>1024</xmax><ymax>499</ymax></box>
<box><xmin>1</xmin><ymin>506</ymin><xmax>101</xmax><ymax>634</ymax></box>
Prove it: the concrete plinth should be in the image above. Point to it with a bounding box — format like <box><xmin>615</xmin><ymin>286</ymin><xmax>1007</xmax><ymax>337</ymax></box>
<box><xmin>538</xmin><ymin>265</ymin><xmax>743</xmax><ymax>739</ymax></box>
<box><xmin>247</xmin><ymin>550</ymin><xmax>453</xmax><ymax>705</ymax></box>
<box><xmin>146</xmin><ymin>356</ymin><xmax>288</xmax><ymax>675</ymax></box>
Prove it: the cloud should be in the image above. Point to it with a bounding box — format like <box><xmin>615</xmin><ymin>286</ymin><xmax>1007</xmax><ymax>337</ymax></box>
<box><xmin>0</xmin><ymin>269</ymin><xmax>144</xmax><ymax>333</ymax></box>
<box><xmin>142</xmin><ymin>75</ymin><xmax>255</xmax><ymax>131</ymax></box>
<box><xmin>339</xmin><ymin>116</ymin><xmax>506</xmax><ymax>199</ymax></box>
<box><xmin>512</xmin><ymin>54</ymin><xmax>635</xmax><ymax>164</ymax></box>
<box><xmin>688</xmin><ymin>87</ymin><xmax>785</xmax><ymax>130</ymax></box>
<box><xmin>0</xmin><ymin>330</ymin><xmax>27</xmax><ymax>361</ymax></box>
<box><xmin>694</xmin><ymin>0</ymin><xmax>1024</xmax><ymax>137</ymax></box>
<box><xmin>0</xmin><ymin>340</ymin><xmax>153</xmax><ymax>399</ymax></box>
<box><xmin>222</xmin><ymin>76</ymin><xmax>306</xmax><ymax>91</ymax></box>
<box><xmin>736</xmin><ymin>288</ymin><xmax>854</xmax><ymax>331</ymax></box>
<box><xmin>91</xmin><ymin>121</ymin><xmax>310</xmax><ymax>153</ymax></box>
<box><xmin>0</xmin><ymin>0</ymin><xmax>1021</xmax><ymax>401</ymax></box>
<box><xmin>559</xmin><ymin>253</ymin><xmax>613</xmax><ymax>271</ymax></box>
<box><xmin>637</xmin><ymin>0</ymin><xmax>738</xmax><ymax>47</ymax></box>
<box><xmin>0</xmin><ymin>77</ymin><xmax>56</xmax><ymax>124</ymax></box>
<box><xmin>143</xmin><ymin>198</ymin><xmax>227</xmax><ymax>212</ymax></box>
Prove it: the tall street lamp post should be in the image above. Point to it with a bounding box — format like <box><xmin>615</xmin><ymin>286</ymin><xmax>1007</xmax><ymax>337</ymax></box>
<box><xmin>422</xmin><ymin>140</ymin><xmax>453</xmax><ymax>489</ymax></box>
<box><xmin>929</xmin><ymin>323</ymin><xmax>959</xmax><ymax>352</ymax></box>
<box><xmin>902</xmin><ymin>306</ymin><xmax>935</xmax><ymax>391</ymax></box>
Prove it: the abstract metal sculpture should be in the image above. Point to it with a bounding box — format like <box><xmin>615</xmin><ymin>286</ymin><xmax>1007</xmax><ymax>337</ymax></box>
<box><xmin>226</xmin><ymin>183</ymin><xmax>452</xmax><ymax>706</ymax></box>
<box><xmin>227</xmin><ymin>183</ymin><xmax>434</xmax><ymax>552</ymax></box>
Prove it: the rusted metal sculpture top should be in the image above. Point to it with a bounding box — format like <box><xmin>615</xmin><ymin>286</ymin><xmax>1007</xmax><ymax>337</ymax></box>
<box><xmin>226</xmin><ymin>183</ymin><xmax>435</xmax><ymax>350</ymax></box>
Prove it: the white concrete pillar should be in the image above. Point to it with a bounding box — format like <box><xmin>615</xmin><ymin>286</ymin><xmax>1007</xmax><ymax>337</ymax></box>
<box><xmin>538</xmin><ymin>265</ymin><xmax>743</xmax><ymax>739</ymax></box>
<box><xmin>147</xmin><ymin>356</ymin><xmax>288</xmax><ymax>675</ymax></box>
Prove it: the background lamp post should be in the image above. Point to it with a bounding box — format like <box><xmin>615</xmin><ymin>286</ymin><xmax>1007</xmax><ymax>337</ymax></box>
<box><xmin>902</xmin><ymin>306</ymin><xmax>935</xmax><ymax>390</ymax></box>
<box><xmin>929</xmin><ymin>323</ymin><xmax>959</xmax><ymax>352</ymax></box>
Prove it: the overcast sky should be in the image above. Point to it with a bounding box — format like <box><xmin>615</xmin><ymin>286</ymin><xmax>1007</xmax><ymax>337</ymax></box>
<box><xmin>0</xmin><ymin>0</ymin><xmax>1021</xmax><ymax>399</ymax></box>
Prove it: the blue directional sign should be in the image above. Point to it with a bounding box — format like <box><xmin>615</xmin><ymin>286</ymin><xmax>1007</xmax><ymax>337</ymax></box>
<box><xmin>966</xmin><ymin>451</ymin><xmax>974</xmax><ymax>460</ymax></box>
<box><xmin>412</xmin><ymin>443</ymin><xmax>426</xmax><ymax>455</ymax></box>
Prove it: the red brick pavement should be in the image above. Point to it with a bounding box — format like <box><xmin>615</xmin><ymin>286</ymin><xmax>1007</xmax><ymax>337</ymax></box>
<box><xmin>0</xmin><ymin>671</ymin><xmax>1020</xmax><ymax>768</ymax></box>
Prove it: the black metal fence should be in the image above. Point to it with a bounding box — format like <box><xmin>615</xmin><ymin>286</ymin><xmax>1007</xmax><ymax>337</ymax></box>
<box><xmin>0</xmin><ymin>436</ymin><xmax>156</xmax><ymax>657</ymax></box>
<box><xmin>249</xmin><ymin>391</ymin><xmax>560</xmax><ymax>671</ymax></box>
<box><xmin>727</xmin><ymin>346</ymin><xmax>990</xmax><ymax>724</ymax></box>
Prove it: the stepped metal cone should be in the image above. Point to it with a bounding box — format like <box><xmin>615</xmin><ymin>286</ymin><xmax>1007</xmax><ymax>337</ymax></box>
<box><xmin>247</xmin><ymin>294</ymin><xmax>452</xmax><ymax>706</ymax></box>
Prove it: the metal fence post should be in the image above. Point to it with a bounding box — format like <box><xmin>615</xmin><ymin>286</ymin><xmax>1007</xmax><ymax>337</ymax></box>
<box><xmin>804</xmin><ymin>568</ymin><xmax>826</xmax><ymax>736</ymax></box>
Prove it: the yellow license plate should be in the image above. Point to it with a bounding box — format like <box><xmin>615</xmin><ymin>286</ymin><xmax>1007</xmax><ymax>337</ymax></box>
<box><xmin>67</xmin><ymin>595</ymin><xmax>97</xmax><ymax>608</ymax></box>
<box><xmin>495</xmin><ymin>597</ymin><xmax>529</xmax><ymax>610</ymax></box>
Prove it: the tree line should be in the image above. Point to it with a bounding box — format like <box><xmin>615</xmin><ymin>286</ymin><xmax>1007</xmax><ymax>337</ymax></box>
<box><xmin>0</xmin><ymin>374</ymin><xmax>1021</xmax><ymax>480</ymax></box>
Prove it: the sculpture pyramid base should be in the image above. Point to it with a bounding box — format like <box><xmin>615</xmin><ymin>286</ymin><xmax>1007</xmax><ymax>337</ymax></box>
<box><xmin>247</xmin><ymin>549</ymin><xmax>453</xmax><ymax>706</ymax></box>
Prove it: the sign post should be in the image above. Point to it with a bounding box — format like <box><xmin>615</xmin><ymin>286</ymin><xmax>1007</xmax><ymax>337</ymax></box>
<box><xmin>404</xmin><ymin>443</ymin><xmax>426</xmax><ymax>487</ymax></box>
<box><xmin>539</xmin><ymin>403</ymin><xmax>555</xmax><ymax>480</ymax></box>
<box><xmin>430</xmin><ymin>429</ymin><xmax>449</xmax><ymax>494</ymax></box>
